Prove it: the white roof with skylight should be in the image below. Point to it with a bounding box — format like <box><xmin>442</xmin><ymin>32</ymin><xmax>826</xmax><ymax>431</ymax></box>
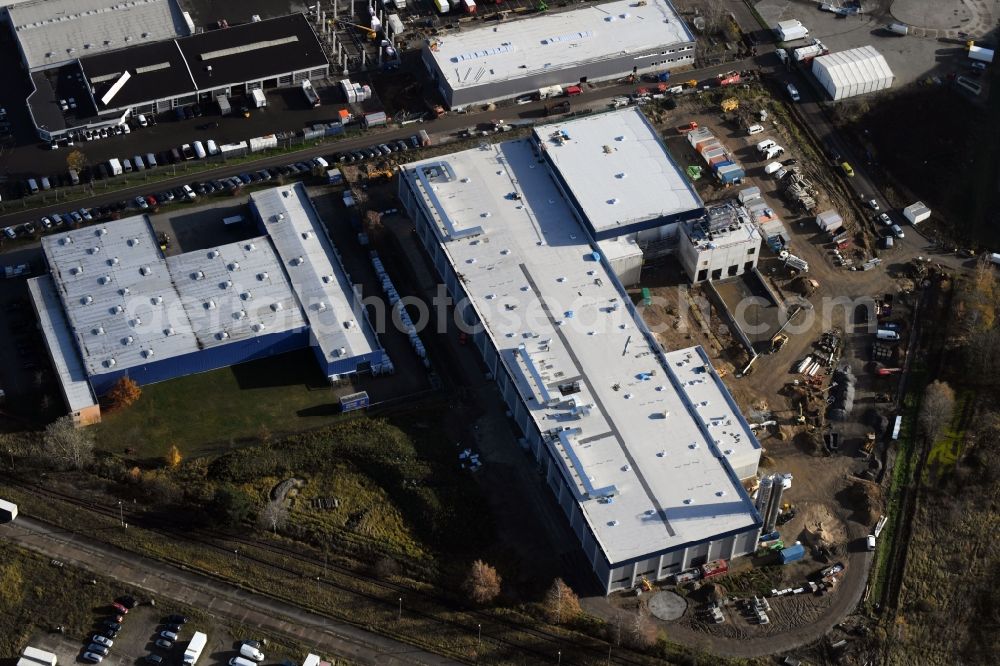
<box><xmin>536</xmin><ymin>109</ymin><xmax>703</xmax><ymax>237</ymax></box>
<box><xmin>401</xmin><ymin>141</ymin><xmax>760</xmax><ymax>565</ymax></box>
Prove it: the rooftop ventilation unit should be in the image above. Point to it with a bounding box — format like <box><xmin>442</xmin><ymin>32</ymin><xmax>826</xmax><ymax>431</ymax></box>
<box><xmin>122</xmin><ymin>335</ymin><xmax>134</xmax><ymax>345</ymax></box>
<box><xmin>92</xmin><ymin>326</ymin><xmax>104</xmax><ymax>335</ymax></box>
<box><xmin>228</xmin><ymin>261</ymin><xmax>239</xmax><ymax>271</ymax></box>
<box><xmin>205</xmin><ymin>299</ymin><xmax>217</xmax><ymax>310</ymax></box>
<box><xmin>151</xmin><ymin>296</ymin><xmax>162</xmax><ymax>305</ymax></box>
<box><xmin>245</xmin><ymin>242</ymin><xmax>256</xmax><ymax>251</ymax></box>
<box><xmin>119</xmin><ymin>287</ymin><xmax>129</xmax><ymax>296</ymax></box>
<box><xmin>257</xmin><ymin>271</ymin><xmax>268</xmax><ymax>281</ymax></box>
<box><xmin>193</xmin><ymin>270</ymin><xmax>205</xmax><ymax>280</ymax></box>
<box><xmin>143</xmin><ymin>348</ymin><xmax>154</xmax><ymax>359</ymax></box>
<box><xmin>112</xmin><ymin>304</ymin><xmax>123</xmax><ymax>314</ymax></box>
<box><xmin>217</xmin><ymin>331</ymin><xmax>229</xmax><ymax>340</ymax></box>
<box><xmin>240</xmin><ymin>291</ymin><xmax>252</xmax><ymax>301</ymax></box>
<box><xmin>88</xmin><ymin>246</ymin><xmax>100</xmax><ymax>254</ymax></box>
<box><xmin>208</xmin><ymin>249</ymin><xmax>219</xmax><ymax>258</ymax></box>
<box><xmin>139</xmin><ymin>266</ymin><xmax>151</xmax><ymax>276</ymax></box>
<box><xmin>105</xmin><ymin>357</ymin><xmax>116</xmax><ymax>368</ymax></box>
<box><xmin>99</xmin><ymin>275</ymin><xmax>112</xmax><ymax>285</ymax></box>
<box><xmin>253</xmin><ymin>323</ymin><xmax>265</xmax><ymax>332</ymax></box>
<box><xmin>271</xmin><ymin>302</ymin><xmax>283</xmax><ymax>312</ymax></box>
<box><xmin>81</xmin><ymin>295</ymin><xmax>94</xmax><ymax>305</ymax></box>
<box><xmin>108</xmin><ymin>257</ymin><xmax>119</xmax><ymax>266</ymax></box>
<box><xmin>164</xmin><ymin>327</ymin><xmax>174</xmax><ymax>336</ymax></box>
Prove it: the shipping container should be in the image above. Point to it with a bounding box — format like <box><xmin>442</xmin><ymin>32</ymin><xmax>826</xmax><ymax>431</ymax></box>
<box><xmin>363</xmin><ymin>111</ymin><xmax>387</xmax><ymax>128</ymax></box>
<box><xmin>340</xmin><ymin>391</ymin><xmax>370</xmax><ymax>412</ymax></box>
<box><xmin>219</xmin><ymin>141</ymin><xmax>249</xmax><ymax>156</ymax></box>
<box><xmin>216</xmin><ymin>95</ymin><xmax>231</xmax><ymax>116</ymax></box>
<box><xmin>779</xmin><ymin>543</ymin><xmax>806</xmax><ymax>564</ymax></box>
<box><xmin>250</xmin><ymin>89</ymin><xmax>267</xmax><ymax>108</ymax></box>
<box><xmin>902</xmin><ymin>201</ymin><xmax>930</xmax><ymax>225</ymax></box>
<box><xmin>248</xmin><ymin>134</ymin><xmax>278</xmax><ymax>152</ymax></box>
<box><xmin>432</xmin><ymin>0</ymin><xmax>448</xmax><ymax>12</ymax></box>
<box><xmin>718</xmin><ymin>165</ymin><xmax>745</xmax><ymax>184</ymax></box>
<box><xmin>20</xmin><ymin>647</ymin><xmax>56</xmax><ymax>666</ymax></box>
<box><xmin>462</xmin><ymin>0</ymin><xmax>476</xmax><ymax>12</ymax></box>
<box><xmin>327</xmin><ymin>168</ymin><xmax>343</xmax><ymax>185</ymax></box>
<box><xmin>711</xmin><ymin>160</ymin><xmax>735</xmax><ymax>172</ymax></box>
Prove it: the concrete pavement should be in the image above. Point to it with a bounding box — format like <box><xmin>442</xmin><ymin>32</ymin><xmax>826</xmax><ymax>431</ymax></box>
<box><xmin>1</xmin><ymin>516</ymin><xmax>461</xmax><ymax>666</ymax></box>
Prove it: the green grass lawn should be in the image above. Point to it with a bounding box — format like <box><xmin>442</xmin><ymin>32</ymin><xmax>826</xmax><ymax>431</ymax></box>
<box><xmin>94</xmin><ymin>349</ymin><xmax>345</xmax><ymax>457</ymax></box>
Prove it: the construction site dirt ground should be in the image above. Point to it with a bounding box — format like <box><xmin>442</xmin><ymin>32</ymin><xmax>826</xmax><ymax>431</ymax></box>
<box><xmin>598</xmin><ymin>91</ymin><xmax>919</xmax><ymax>644</ymax></box>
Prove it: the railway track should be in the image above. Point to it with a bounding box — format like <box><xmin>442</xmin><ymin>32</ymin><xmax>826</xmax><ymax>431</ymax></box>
<box><xmin>6</xmin><ymin>478</ymin><xmax>654</xmax><ymax>666</ymax></box>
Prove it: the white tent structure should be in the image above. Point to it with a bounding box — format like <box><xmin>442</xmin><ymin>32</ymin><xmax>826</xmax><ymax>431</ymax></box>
<box><xmin>811</xmin><ymin>46</ymin><xmax>894</xmax><ymax>100</ymax></box>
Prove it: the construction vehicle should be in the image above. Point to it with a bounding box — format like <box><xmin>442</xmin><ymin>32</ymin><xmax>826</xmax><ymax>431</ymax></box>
<box><xmin>795</xmin><ymin>403</ymin><xmax>806</xmax><ymax>425</ymax></box>
<box><xmin>156</xmin><ymin>232</ymin><xmax>171</xmax><ymax>251</ymax></box>
<box><xmin>770</xmin><ymin>333</ymin><xmax>788</xmax><ymax>353</ymax></box>
<box><xmin>685</xmin><ymin>79</ymin><xmax>698</xmax><ymax>88</ymax></box>
<box><xmin>334</xmin><ymin>19</ymin><xmax>378</xmax><ymax>41</ymax></box>
<box><xmin>638</xmin><ymin>576</ymin><xmax>652</xmax><ymax>592</ymax></box>
<box><xmin>862</xmin><ymin>432</ymin><xmax>876</xmax><ymax>457</ymax></box>
<box><xmin>717</xmin><ymin>71</ymin><xmax>742</xmax><ymax>86</ymax></box>
<box><xmin>721</xmin><ymin>97</ymin><xmax>739</xmax><ymax>112</ymax></box>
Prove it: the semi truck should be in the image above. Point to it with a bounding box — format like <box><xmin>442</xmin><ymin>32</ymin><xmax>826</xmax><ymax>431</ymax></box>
<box><xmin>184</xmin><ymin>632</ymin><xmax>207</xmax><ymax>666</ymax></box>
<box><xmin>301</xmin><ymin>80</ymin><xmax>321</xmax><ymax>108</ymax></box>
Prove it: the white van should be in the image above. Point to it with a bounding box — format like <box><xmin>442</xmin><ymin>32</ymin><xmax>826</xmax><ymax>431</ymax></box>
<box><xmin>206</xmin><ymin>140</ymin><xmax>219</xmax><ymax>156</ymax></box>
<box><xmin>866</xmin><ymin>535</ymin><xmax>876</xmax><ymax>551</ymax></box>
<box><xmin>876</xmin><ymin>329</ymin><xmax>900</xmax><ymax>341</ymax></box>
<box><xmin>747</xmin><ymin>124</ymin><xmax>764</xmax><ymax>135</ymax></box>
<box><xmin>229</xmin><ymin>657</ymin><xmax>256</xmax><ymax>666</ymax></box>
<box><xmin>786</xmin><ymin>83</ymin><xmax>800</xmax><ymax>102</ymax></box>
<box><xmin>313</xmin><ymin>156</ymin><xmax>329</xmax><ymax>169</ymax></box>
<box><xmin>891</xmin><ymin>224</ymin><xmax>904</xmax><ymax>238</ymax></box>
<box><xmin>775</xmin><ymin>48</ymin><xmax>788</xmax><ymax>64</ymax></box>
<box><xmin>763</xmin><ymin>145</ymin><xmax>785</xmax><ymax>160</ymax></box>
<box><xmin>756</xmin><ymin>139</ymin><xmax>776</xmax><ymax>154</ymax></box>
<box><xmin>192</xmin><ymin>141</ymin><xmax>207</xmax><ymax>159</ymax></box>
<box><xmin>764</xmin><ymin>161</ymin><xmax>783</xmax><ymax>175</ymax></box>
<box><xmin>27</xmin><ymin>178</ymin><xmax>39</xmax><ymax>194</ymax></box>
<box><xmin>238</xmin><ymin>645</ymin><xmax>264</xmax><ymax>662</ymax></box>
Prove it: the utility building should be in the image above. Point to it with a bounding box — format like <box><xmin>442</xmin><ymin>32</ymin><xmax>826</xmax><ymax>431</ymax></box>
<box><xmin>678</xmin><ymin>201</ymin><xmax>762</xmax><ymax>283</ymax></box>
<box><xmin>398</xmin><ymin>138</ymin><xmax>762</xmax><ymax>593</ymax></box>
<box><xmin>29</xmin><ymin>184</ymin><xmax>389</xmax><ymax>426</ymax></box>
<box><xmin>422</xmin><ymin>0</ymin><xmax>695</xmax><ymax>109</ymax></box>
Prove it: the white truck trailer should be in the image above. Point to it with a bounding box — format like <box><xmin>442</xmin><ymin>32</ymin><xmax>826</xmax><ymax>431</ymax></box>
<box><xmin>251</xmin><ymin>89</ymin><xmax>267</xmax><ymax>109</ymax></box>
<box><xmin>184</xmin><ymin>632</ymin><xmax>208</xmax><ymax>666</ymax></box>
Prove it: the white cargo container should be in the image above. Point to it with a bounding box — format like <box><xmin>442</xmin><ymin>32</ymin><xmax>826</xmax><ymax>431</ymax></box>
<box><xmin>902</xmin><ymin>201</ymin><xmax>930</xmax><ymax>225</ymax></box>
<box><xmin>19</xmin><ymin>647</ymin><xmax>57</xmax><ymax>666</ymax></box>
<box><xmin>219</xmin><ymin>141</ymin><xmax>248</xmax><ymax>156</ymax></box>
<box><xmin>387</xmin><ymin>14</ymin><xmax>405</xmax><ymax>36</ymax></box>
<box><xmin>816</xmin><ymin>210</ymin><xmax>844</xmax><ymax>234</ymax></box>
<box><xmin>107</xmin><ymin>158</ymin><xmax>123</xmax><ymax>176</ymax></box>
<box><xmin>537</xmin><ymin>84</ymin><xmax>563</xmax><ymax>99</ymax></box>
<box><xmin>0</xmin><ymin>498</ymin><xmax>18</xmax><ymax>522</ymax></box>
<box><xmin>251</xmin><ymin>89</ymin><xmax>267</xmax><ymax>108</ymax></box>
<box><xmin>775</xmin><ymin>19</ymin><xmax>809</xmax><ymax>42</ymax></box>
<box><xmin>249</xmin><ymin>134</ymin><xmax>278</xmax><ymax>152</ymax></box>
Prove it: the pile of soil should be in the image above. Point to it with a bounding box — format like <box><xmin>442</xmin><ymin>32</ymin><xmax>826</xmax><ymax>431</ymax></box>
<box><xmin>836</xmin><ymin>479</ymin><xmax>882</xmax><ymax>525</ymax></box>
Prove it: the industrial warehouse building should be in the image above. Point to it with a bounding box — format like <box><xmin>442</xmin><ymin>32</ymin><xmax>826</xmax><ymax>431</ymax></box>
<box><xmin>811</xmin><ymin>45</ymin><xmax>894</xmax><ymax>100</ymax></box>
<box><xmin>398</xmin><ymin>137</ymin><xmax>762</xmax><ymax>594</ymax></box>
<box><xmin>534</xmin><ymin>110</ymin><xmax>704</xmax><ymax>251</ymax></box>
<box><xmin>422</xmin><ymin>0</ymin><xmax>695</xmax><ymax>109</ymax></box>
<box><xmin>29</xmin><ymin>183</ymin><xmax>389</xmax><ymax>426</ymax></box>
<box><xmin>23</xmin><ymin>12</ymin><xmax>329</xmax><ymax>139</ymax></box>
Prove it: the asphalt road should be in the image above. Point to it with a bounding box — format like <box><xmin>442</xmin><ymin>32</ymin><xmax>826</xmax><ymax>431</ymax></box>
<box><xmin>1</xmin><ymin>515</ymin><xmax>459</xmax><ymax>666</ymax></box>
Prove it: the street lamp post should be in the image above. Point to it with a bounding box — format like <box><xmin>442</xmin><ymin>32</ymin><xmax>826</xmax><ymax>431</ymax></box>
<box><xmin>117</xmin><ymin>500</ymin><xmax>124</xmax><ymax>527</ymax></box>
<box><xmin>397</xmin><ymin>596</ymin><xmax>402</xmax><ymax>621</ymax></box>
<box><xmin>234</xmin><ymin>548</ymin><xmax>239</xmax><ymax>565</ymax></box>
<box><xmin>557</xmin><ymin>651</ymin><xmax>562</xmax><ymax>665</ymax></box>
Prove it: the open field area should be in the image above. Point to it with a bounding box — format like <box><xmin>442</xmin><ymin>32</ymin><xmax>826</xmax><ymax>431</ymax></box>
<box><xmin>93</xmin><ymin>349</ymin><xmax>344</xmax><ymax>457</ymax></box>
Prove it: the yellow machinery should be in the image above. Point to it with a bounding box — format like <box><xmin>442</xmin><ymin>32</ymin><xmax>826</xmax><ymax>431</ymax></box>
<box><xmin>770</xmin><ymin>333</ymin><xmax>789</xmax><ymax>353</ymax></box>
<box><xmin>332</xmin><ymin>19</ymin><xmax>377</xmax><ymax>41</ymax></box>
<box><xmin>721</xmin><ymin>97</ymin><xmax>739</xmax><ymax>112</ymax></box>
<box><xmin>639</xmin><ymin>576</ymin><xmax>652</xmax><ymax>591</ymax></box>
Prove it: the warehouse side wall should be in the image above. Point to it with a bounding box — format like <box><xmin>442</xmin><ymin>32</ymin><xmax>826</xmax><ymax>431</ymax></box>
<box><xmin>423</xmin><ymin>45</ymin><xmax>695</xmax><ymax>109</ymax></box>
<box><xmin>88</xmin><ymin>327</ymin><xmax>309</xmax><ymax>395</ymax></box>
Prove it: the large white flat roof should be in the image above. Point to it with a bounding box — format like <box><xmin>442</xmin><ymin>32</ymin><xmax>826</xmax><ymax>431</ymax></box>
<box><xmin>537</xmin><ymin>109</ymin><xmax>703</xmax><ymax>236</ymax></box>
<box><xmin>42</xmin><ymin>216</ymin><xmax>306</xmax><ymax>378</ymax></box>
<box><xmin>10</xmin><ymin>0</ymin><xmax>187</xmax><ymax>70</ymax></box>
<box><xmin>428</xmin><ymin>0</ymin><xmax>693</xmax><ymax>93</ymax></box>
<box><xmin>251</xmin><ymin>184</ymin><xmax>381</xmax><ymax>368</ymax></box>
<box><xmin>27</xmin><ymin>275</ymin><xmax>98</xmax><ymax>413</ymax></box>
<box><xmin>402</xmin><ymin>141</ymin><xmax>759</xmax><ymax>564</ymax></box>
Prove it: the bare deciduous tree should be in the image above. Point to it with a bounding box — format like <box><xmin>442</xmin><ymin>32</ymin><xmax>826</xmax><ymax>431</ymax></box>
<box><xmin>543</xmin><ymin>578</ymin><xmax>581</xmax><ymax>624</ymax></box>
<box><xmin>919</xmin><ymin>380</ymin><xmax>955</xmax><ymax>443</ymax></box>
<box><xmin>41</xmin><ymin>416</ymin><xmax>94</xmax><ymax>470</ymax></box>
<box><xmin>462</xmin><ymin>559</ymin><xmax>502</xmax><ymax>605</ymax></box>
<box><xmin>257</xmin><ymin>501</ymin><xmax>288</xmax><ymax>534</ymax></box>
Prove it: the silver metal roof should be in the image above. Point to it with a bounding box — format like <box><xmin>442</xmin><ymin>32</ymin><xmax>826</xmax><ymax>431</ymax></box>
<box><xmin>27</xmin><ymin>274</ymin><xmax>98</xmax><ymax>413</ymax></box>
<box><xmin>250</xmin><ymin>184</ymin><xmax>381</xmax><ymax>367</ymax></box>
<box><xmin>9</xmin><ymin>0</ymin><xmax>187</xmax><ymax>70</ymax></box>
<box><xmin>42</xmin><ymin>215</ymin><xmax>305</xmax><ymax>379</ymax></box>
<box><xmin>401</xmin><ymin>140</ymin><xmax>760</xmax><ymax>564</ymax></box>
<box><xmin>536</xmin><ymin>109</ymin><xmax>703</xmax><ymax>236</ymax></box>
<box><xmin>427</xmin><ymin>0</ymin><xmax>693</xmax><ymax>93</ymax></box>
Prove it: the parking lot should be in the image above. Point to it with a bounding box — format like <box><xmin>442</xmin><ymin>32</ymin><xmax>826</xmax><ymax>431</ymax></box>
<box><xmin>754</xmin><ymin>0</ymin><xmax>989</xmax><ymax>87</ymax></box>
<box><xmin>27</xmin><ymin>595</ymin><xmax>305</xmax><ymax>666</ymax></box>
